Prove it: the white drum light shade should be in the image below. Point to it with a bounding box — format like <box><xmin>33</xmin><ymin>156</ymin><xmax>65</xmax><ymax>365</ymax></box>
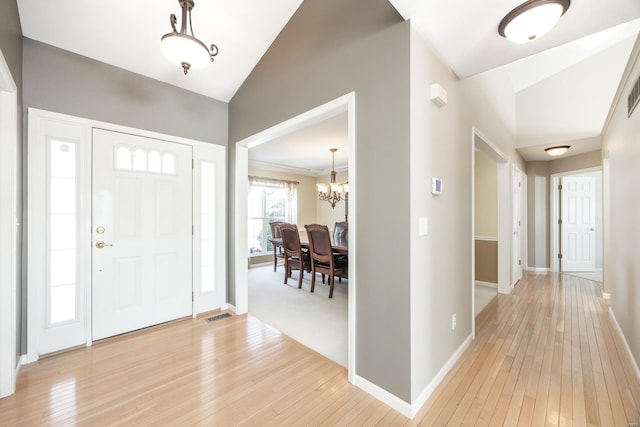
<box><xmin>544</xmin><ymin>145</ymin><xmax>570</xmax><ymax>156</ymax></box>
<box><xmin>160</xmin><ymin>33</ymin><xmax>212</xmax><ymax>70</ymax></box>
<box><xmin>499</xmin><ymin>0</ymin><xmax>570</xmax><ymax>43</ymax></box>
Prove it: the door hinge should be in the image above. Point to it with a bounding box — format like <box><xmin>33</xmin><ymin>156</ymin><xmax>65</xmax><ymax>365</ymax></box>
<box><xmin>192</xmin><ymin>159</ymin><xmax>195</xmax><ymax>169</ymax></box>
<box><xmin>192</xmin><ymin>291</ymin><xmax>195</xmax><ymax>302</ymax></box>
<box><xmin>192</xmin><ymin>225</ymin><xmax>194</xmax><ymax>235</ymax></box>
<box><xmin>558</xmin><ymin>184</ymin><xmax>562</xmax><ymax>190</ymax></box>
<box><xmin>558</xmin><ymin>253</ymin><xmax>563</xmax><ymax>259</ymax></box>
<box><xmin>558</xmin><ymin>219</ymin><xmax>562</xmax><ymax>225</ymax></box>
<box><xmin>518</xmin><ymin>259</ymin><xmax>522</xmax><ymax>266</ymax></box>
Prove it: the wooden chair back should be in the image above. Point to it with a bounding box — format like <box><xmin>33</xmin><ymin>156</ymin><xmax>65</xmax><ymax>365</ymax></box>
<box><xmin>268</xmin><ymin>221</ymin><xmax>286</xmax><ymax>272</ymax></box>
<box><xmin>305</xmin><ymin>224</ymin><xmax>347</xmax><ymax>298</ymax></box>
<box><xmin>280</xmin><ymin>223</ymin><xmax>309</xmax><ymax>288</ymax></box>
<box><xmin>305</xmin><ymin>224</ymin><xmax>333</xmax><ymax>265</ymax></box>
<box><xmin>333</xmin><ymin>221</ymin><xmax>348</xmax><ymax>245</ymax></box>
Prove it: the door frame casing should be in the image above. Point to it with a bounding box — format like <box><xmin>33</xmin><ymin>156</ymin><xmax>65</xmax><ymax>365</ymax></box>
<box><xmin>234</xmin><ymin>92</ymin><xmax>356</xmax><ymax>382</ymax></box>
<box><xmin>0</xmin><ymin>49</ymin><xmax>18</xmax><ymax>398</ymax></box>
<box><xmin>27</xmin><ymin>108</ymin><xmax>227</xmax><ymax>362</ymax></box>
<box><xmin>471</xmin><ymin>127</ymin><xmax>513</xmax><ymax>337</ymax></box>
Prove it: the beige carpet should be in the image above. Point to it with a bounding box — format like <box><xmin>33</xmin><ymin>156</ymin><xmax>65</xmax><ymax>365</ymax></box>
<box><xmin>248</xmin><ymin>264</ymin><xmax>348</xmax><ymax>367</ymax></box>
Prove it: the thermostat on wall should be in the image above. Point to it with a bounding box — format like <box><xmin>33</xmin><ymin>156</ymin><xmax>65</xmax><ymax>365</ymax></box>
<box><xmin>431</xmin><ymin>178</ymin><xmax>443</xmax><ymax>195</ymax></box>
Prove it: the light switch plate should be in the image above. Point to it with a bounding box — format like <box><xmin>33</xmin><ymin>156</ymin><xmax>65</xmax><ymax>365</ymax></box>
<box><xmin>419</xmin><ymin>217</ymin><xmax>428</xmax><ymax>236</ymax></box>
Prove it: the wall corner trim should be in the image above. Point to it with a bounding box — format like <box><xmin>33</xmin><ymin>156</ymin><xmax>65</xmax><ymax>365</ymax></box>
<box><xmin>353</xmin><ymin>374</ymin><xmax>412</xmax><ymax>418</ymax></box>
<box><xmin>609</xmin><ymin>309</ymin><xmax>640</xmax><ymax>384</ymax></box>
<box><xmin>410</xmin><ymin>333</ymin><xmax>473</xmax><ymax>418</ymax></box>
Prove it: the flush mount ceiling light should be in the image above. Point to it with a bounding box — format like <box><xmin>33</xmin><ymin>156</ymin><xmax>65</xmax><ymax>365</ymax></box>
<box><xmin>499</xmin><ymin>0</ymin><xmax>570</xmax><ymax>43</ymax></box>
<box><xmin>160</xmin><ymin>0</ymin><xmax>219</xmax><ymax>75</ymax></box>
<box><xmin>544</xmin><ymin>145</ymin><xmax>570</xmax><ymax>156</ymax></box>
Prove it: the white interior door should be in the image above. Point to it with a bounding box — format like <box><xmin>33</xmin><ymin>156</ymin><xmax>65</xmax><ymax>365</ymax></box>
<box><xmin>511</xmin><ymin>166</ymin><xmax>522</xmax><ymax>285</ymax></box>
<box><xmin>561</xmin><ymin>176</ymin><xmax>595</xmax><ymax>272</ymax></box>
<box><xmin>92</xmin><ymin>129</ymin><xmax>193</xmax><ymax>340</ymax></box>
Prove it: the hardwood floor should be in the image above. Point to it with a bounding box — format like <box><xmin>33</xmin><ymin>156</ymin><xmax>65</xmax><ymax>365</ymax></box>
<box><xmin>411</xmin><ymin>273</ymin><xmax>640</xmax><ymax>426</ymax></box>
<box><xmin>1</xmin><ymin>272</ymin><xmax>639</xmax><ymax>426</ymax></box>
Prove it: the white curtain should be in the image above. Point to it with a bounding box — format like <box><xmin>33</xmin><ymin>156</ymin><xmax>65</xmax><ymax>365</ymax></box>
<box><xmin>248</xmin><ymin>175</ymin><xmax>298</xmax><ymax>225</ymax></box>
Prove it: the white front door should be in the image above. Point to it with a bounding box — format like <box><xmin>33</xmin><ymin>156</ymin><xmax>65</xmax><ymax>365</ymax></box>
<box><xmin>561</xmin><ymin>176</ymin><xmax>596</xmax><ymax>272</ymax></box>
<box><xmin>92</xmin><ymin>129</ymin><xmax>193</xmax><ymax>340</ymax></box>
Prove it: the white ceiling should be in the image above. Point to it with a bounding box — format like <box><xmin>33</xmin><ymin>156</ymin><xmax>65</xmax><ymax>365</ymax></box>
<box><xmin>17</xmin><ymin>0</ymin><xmax>304</xmax><ymax>102</ymax></box>
<box><xmin>390</xmin><ymin>0</ymin><xmax>640</xmax><ymax>79</ymax></box>
<box><xmin>15</xmin><ymin>0</ymin><xmax>640</xmax><ymax>164</ymax></box>
<box><xmin>248</xmin><ymin>114</ymin><xmax>348</xmax><ymax>176</ymax></box>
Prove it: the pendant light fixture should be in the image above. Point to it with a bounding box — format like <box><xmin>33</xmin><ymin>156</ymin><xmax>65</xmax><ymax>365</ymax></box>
<box><xmin>317</xmin><ymin>148</ymin><xmax>348</xmax><ymax>209</ymax></box>
<box><xmin>160</xmin><ymin>0</ymin><xmax>219</xmax><ymax>75</ymax></box>
<box><xmin>544</xmin><ymin>145</ymin><xmax>570</xmax><ymax>156</ymax></box>
<box><xmin>499</xmin><ymin>0</ymin><xmax>570</xmax><ymax>43</ymax></box>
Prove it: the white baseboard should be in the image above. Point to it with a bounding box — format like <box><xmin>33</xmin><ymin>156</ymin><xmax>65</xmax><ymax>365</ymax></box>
<box><xmin>226</xmin><ymin>303</ymin><xmax>237</xmax><ymax>314</ymax></box>
<box><xmin>353</xmin><ymin>375</ymin><xmax>412</xmax><ymax>418</ymax></box>
<box><xmin>609</xmin><ymin>309</ymin><xmax>640</xmax><ymax>384</ymax></box>
<box><xmin>353</xmin><ymin>333</ymin><xmax>473</xmax><ymax>419</ymax></box>
<box><xmin>526</xmin><ymin>267</ymin><xmax>549</xmax><ymax>274</ymax></box>
<box><xmin>475</xmin><ymin>280</ymin><xmax>498</xmax><ymax>289</ymax></box>
<box><xmin>410</xmin><ymin>333</ymin><xmax>473</xmax><ymax>418</ymax></box>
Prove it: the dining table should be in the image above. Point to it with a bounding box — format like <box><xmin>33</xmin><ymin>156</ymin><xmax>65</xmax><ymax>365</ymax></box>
<box><xmin>269</xmin><ymin>237</ymin><xmax>348</xmax><ymax>256</ymax></box>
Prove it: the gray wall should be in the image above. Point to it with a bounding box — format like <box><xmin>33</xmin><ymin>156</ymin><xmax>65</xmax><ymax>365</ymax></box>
<box><xmin>408</xmin><ymin>29</ymin><xmax>475</xmax><ymax>401</ymax></box>
<box><xmin>526</xmin><ymin>162</ymin><xmax>550</xmax><ymax>268</ymax></box>
<box><xmin>602</xmin><ymin>37</ymin><xmax>640</xmax><ymax>370</ymax></box>
<box><xmin>23</xmin><ymin>39</ymin><xmax>228</xmax><ymax>145</ymax></box>
<box><xmin>0</xmin><ymin>0</ymin><xmax>23</xmax><ymax>356</ymax></box>
<box><xmin>229</xmin><ymin>0</ymin><xmax>412</xmax><ymax>401</ymax></box>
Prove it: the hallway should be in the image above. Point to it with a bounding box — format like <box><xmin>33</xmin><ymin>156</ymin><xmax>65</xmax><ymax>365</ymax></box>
<box><xmin>412</xmin><ymin>272</ymin><xmax>640</xmax><ymax>425</ymax></box>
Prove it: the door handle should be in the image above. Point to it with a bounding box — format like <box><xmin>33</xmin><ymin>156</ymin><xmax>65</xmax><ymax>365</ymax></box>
<box><xmin>95</xmin><ymin>241</ymin><xmax>113</xmax><ymax>249</ymax></box>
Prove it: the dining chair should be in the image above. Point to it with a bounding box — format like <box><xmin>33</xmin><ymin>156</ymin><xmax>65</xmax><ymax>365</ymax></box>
<box><xmin>304</xmin><ymin>224</ymin><xmax>348</xmax><ymax>298</ymax></box>
<box><xmin>269</xmin><ymin>221</ymin><xmax>286</xmax><ymax>272</ymax></box>
<box><xmin>280</xmin><ymin>223</ymin><xmax>311</xmax><ymax>289</ymax></box>
<box><xmin>333</xmin><ymin>221</ymin><xmax>349</xmax><ymax>282</ymax></box>
<box><xmin>333</xmin><ymin>221</ymin><xmax>348</xmax><ymax>245</ymax></box>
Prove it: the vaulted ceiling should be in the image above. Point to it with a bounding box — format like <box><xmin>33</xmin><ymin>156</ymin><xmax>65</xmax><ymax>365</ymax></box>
<box><xmin>16</xmin><ymin>0</ymin><xmax>640</xmax><ymax>165</ymax></box>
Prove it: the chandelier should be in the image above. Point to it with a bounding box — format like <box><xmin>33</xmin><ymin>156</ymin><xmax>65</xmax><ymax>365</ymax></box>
<box><xmin>160</xmin><ymin>0</ymin><xmax>219</xmax><ymax>75</ymax></box>
<box><xmin>317</xmin><ymin>148</ymin><xmax>348</xmax><ymax>209</ymax></box>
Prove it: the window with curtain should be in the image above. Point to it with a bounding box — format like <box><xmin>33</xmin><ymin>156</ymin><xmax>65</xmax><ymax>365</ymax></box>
<box><xmin>248</xmin><ymin>176</ymin><xmax>298</xmax><ymax>256</ymax></box>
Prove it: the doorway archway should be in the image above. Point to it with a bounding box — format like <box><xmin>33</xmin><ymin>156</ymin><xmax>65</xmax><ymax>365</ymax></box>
<box><xmin>234</xmin><ymin>92</ymin><xmax>356</xmax><ymax>381</ymax></box>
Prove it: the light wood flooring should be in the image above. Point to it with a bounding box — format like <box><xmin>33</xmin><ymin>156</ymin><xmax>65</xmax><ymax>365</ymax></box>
<box><xmin>1</xmin><ymin>272</ymin><xmax>639</xmax><ymax>426</ymax></box>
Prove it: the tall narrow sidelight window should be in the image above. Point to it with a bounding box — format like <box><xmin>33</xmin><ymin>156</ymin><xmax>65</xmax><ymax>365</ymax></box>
<box><xmin>47</xmin><ymin>139</ymin><xmax>79</xmax><ymax>325</ymax></box>
<box><xmin>200</xmin><ymin>161</ymin><xmax>216</xmax><ymax>293</ymax></box>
